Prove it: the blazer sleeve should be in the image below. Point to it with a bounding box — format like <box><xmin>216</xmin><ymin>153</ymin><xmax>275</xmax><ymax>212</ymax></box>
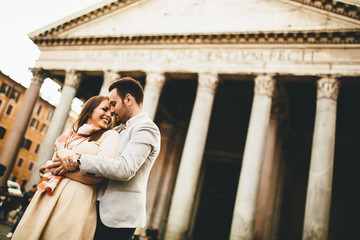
<box><xmin>79</xmin><ymin>122</ymin><xmax>160</xmax><ymax>181</ymax></box>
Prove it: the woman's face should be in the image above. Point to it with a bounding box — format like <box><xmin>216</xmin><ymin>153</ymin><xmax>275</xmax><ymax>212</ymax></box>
<box><xmin>87</xmin><ymin>100</ymin><xmax>112</xmax><ymax>129</ymax></box>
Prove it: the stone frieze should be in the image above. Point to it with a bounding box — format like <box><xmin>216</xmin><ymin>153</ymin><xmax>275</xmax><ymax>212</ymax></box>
<box><xmin>32</xmin><ymin>30</ymin><xmax>360</xmax><ymax>46</ymax></box>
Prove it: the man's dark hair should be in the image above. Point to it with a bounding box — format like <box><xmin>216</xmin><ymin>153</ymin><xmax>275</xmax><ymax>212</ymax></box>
<box><xmin>109</xmin><ymin>77</ymin><xmax>144</xmax><ymax>104</ymax></box>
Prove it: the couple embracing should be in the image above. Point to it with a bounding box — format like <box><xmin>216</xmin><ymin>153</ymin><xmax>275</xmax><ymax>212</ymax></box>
<box><xmin>12</xmin><ymin>77</ymin><xmax>161</xmax><ymax>240</ymax></box>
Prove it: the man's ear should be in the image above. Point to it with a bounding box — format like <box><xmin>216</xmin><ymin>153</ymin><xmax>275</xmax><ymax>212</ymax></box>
<box><xmin>125</xmin><ymin>93</ymin><xmax>132</xmax><ymax>105</ymax></box>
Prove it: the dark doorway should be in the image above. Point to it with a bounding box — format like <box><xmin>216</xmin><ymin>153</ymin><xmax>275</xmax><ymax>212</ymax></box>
<box><xmin>329</xmin><ymin>81</ymin><xmax>360</xmax><ymax>240</ymax></box>
<box><xmin>155</xmin><ymin>75</ymin><xmax>197</xmax><ymax>129</ymax></box>
<box><xmin>278</xmin><ymin>81</ymin><xmax>316</xmax><ymax>240</ymax></box>
<box><xmin>193</xmin><ymin>160</ymin><xmax>241</xmax><ymax>240</ymax></box>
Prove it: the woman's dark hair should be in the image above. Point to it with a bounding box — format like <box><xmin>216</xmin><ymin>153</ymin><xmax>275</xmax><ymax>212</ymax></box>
<box><xmin>72</xmin><ymin>95</ymin><xmax>113</xmax><ymax>142</ymax></box>
<box><xmin>108</xmin><ymin>77</ymin><xmax>144</xmax><ymax>104</ymax></box>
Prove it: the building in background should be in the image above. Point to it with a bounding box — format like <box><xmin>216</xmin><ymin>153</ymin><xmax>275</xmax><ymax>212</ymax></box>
<box><xmin>0</xmin><ymin>71</ymin><xmax>78</xmax><ymax>191</ymax></box>
<box><xmin>0</xmin><ymin>71</ymin><xmax>54</xmax><ymax>190</ymax></box>
<box><xmin>1</xmin><ymin>0</ymin><xmax>360</xmax><ymax>239</ymax></box>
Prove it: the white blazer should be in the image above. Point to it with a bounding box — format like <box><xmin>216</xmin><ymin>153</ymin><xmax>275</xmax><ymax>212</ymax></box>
<box><xmin>79</xmin><ymin>112</ymin><xmax>161</xmax><ymax>228</ymax></box>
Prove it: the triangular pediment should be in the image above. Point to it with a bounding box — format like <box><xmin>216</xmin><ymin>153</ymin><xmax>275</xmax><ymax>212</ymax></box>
<box><xmin>30</xmin><ymin>0</ymin><xmax>360</xmax><ymax>40</ymax></box>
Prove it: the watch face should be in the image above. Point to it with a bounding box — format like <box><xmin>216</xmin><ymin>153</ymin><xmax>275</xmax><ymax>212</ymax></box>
<box><xmin>77</xmin><ymin>154</ymin><xmax>82</xmax><ymax>165</ymax></box>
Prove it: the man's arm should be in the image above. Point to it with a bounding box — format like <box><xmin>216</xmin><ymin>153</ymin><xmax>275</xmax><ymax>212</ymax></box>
<box><xmin>79</xmin><ymin>124</ymin><xmax>160</xmax><ymax>181</ymax></box>
<box><xmin>43</xmin><ymin>154</ymin><xmax>103</xmax><ymax>185</ymax></box>
<box><xmin>52</xmin><ymin>129</ymin><xmax>123</xmax><ymax>177</ymax></box>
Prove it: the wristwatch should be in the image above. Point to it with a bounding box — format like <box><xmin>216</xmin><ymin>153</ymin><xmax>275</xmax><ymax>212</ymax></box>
<box><xmin>77</xmin><ymin>154</ymin><xmax>82</xmax><ymax>168</ymax></box>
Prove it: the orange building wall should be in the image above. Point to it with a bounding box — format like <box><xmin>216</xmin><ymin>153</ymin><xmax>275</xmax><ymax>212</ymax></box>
<box><xmin>0</xmin><ymin>71</ymin><xmax>55</xmax><ymax>190</ymax></box>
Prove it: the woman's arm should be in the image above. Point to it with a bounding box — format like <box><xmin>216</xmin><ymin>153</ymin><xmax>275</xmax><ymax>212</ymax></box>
<box><xmin>53</xmin><ymin>130</ymin><xmax>120</xmax><ymax>183</ymax></box>
<box><xmin>52</xmin><ymin>130</ymin><xmax>121</xmax><ymax>177</ymax></box>
<box><xmin>43</xmin><ymin>153</ymin><xmax>102</xmax><ymax>185</ymax></box>
<box><xmin>63</xmin><ymin>171</ymin><xmax>103</xmax><ymax>185</ymax></box>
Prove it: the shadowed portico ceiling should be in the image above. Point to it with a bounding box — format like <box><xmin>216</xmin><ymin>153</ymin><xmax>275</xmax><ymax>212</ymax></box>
<box><xmin>29</xmin><ymin>0</ymin><xmax>360</xmax><ymax>46</ymax></box>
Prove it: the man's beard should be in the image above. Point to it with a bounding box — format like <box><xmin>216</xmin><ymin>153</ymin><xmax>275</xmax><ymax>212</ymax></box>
<box><xmin>114</xmin><ymin>112</ymin><xmax>129</xmax><ymax>125</ymax></box>
<box><xmin>114</xmin><ymin>115</ymin><xmax>123</xmax><ymax>125</ymax></box>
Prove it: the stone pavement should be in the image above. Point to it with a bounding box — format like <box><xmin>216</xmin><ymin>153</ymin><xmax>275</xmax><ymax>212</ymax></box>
<box><xmin>0</xmin><ymin>223</ymin><xmax>13</xmax><ymax>240</ymax></box>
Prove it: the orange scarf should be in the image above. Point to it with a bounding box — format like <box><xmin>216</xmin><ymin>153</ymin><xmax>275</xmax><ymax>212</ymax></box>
<box><xmin>37</xmin><ymin>124</ymin><xmax>100</xmax><ymax>195</ymax></box>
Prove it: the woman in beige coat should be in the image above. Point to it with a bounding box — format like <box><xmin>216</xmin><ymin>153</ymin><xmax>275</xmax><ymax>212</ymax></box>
<box><xmin>12</xmin><ymin>95</ymin><xmax>121</xmax><ymax>240</ymax></box>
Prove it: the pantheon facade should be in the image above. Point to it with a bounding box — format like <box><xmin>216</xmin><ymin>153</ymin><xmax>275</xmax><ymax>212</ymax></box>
<box><xmin>0</xmin><ymin>0</ymin><xmax>359</xmax><ymax>239</ymax></box>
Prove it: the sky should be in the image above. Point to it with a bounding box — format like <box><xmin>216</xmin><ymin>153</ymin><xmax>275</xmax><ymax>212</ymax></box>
<box><xmin>0</xmin><ymin>0</ymin><xmax>103</xmax><ymax>112</ymax></box>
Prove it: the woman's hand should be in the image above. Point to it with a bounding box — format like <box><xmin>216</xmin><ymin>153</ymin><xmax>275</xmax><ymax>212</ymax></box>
<box><xmin>39</xmin><ymin>160</ymin><xmax>55</xmax><ymax>177</ymax></box>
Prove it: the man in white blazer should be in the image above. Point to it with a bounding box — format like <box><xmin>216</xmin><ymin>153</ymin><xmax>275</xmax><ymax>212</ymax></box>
<box><xmin>52</xmin><ymin>77</ymin><xmax>161</xmax><ymax>240</ymax></box>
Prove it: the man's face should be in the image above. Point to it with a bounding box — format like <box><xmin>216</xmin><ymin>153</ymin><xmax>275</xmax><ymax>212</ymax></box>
<box><xmin>109</xmin><ymin>89</ymin><xmax>130</xmax><ymax>125</ymax></box>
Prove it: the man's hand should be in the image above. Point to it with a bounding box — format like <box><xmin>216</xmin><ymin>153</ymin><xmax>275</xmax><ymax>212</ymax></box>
<box><xmin>51</xmin><ymin>149</ymin><xmax>79</xmax><ymax>175</ymax></box>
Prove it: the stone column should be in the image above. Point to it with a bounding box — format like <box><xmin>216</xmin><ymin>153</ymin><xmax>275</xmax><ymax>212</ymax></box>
<box><xmin>99</xmin><ymin>70</ymin><xmax>120</xmax><ymax>96</ymax></box>
<box><xmin>254</xmin><ymin>94</ymin><xmax>282</xmax><ymax>240</ymax></box>
<box><xmin>0</xmin><ymin>68</ymin><xmax>47</xmax><ymax>189</ymax></box>
<box><xmin>230</xmin><ymin>74</ymin><xmax>276</xmax><ymax>240</ymax></box>
<box><xmin>143</xmin><ymin>72</ymin><xmax>165</xmax><ymax>120</ymax></box>
<box><xmin>164</xmin><ymin>73</ymin><xmax>218</xmax><ymax>240</ymax></box>
<box><xmin>270</xmin><ymin>149</ymin><xmax>286</xmax><ymax>240</ymax></box>
<box><xmin>146</xmin><ymin>122</ymin><xmax>172</xmax><ymax>225</ymax></box>
<box><xmin>302</xmin><ymin>76</ymin><xmax>339</xmax><ymax>240</ymax></box>
<box><xmin>270</xmin><ymin>87</ymin><xmax>290</xmax><ymax>240</ymax></box>
<box><xmin>28</xmin><ymin>70</ymin><xmax>82</xmax><ymax>188</ymax></box>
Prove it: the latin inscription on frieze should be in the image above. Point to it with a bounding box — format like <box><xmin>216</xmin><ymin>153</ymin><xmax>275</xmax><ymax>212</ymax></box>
<box><xmin>85</xmin><ymin>49</ymin><xmax>316</xmax><ymax>64</ymax></box>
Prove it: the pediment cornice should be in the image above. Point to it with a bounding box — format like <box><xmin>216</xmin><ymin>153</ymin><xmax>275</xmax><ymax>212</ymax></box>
<box><xmin>32</xmin><ymin>0</ymin><xmax>141</xmax><ymax>38</ymax></box>
<box><xmin>290</xmin><ymin>0</ymin><xmax>360</xmax><ymax>21</ymax></box>
<box><xmin>32</xmin><ymin>29</ymin><xmax>359</xmax><ymax>46</ymax></box>
<box><xmin>30</xmin><ymin>0</ymin><xmax>360</xmax><ymax>39</ymax></box>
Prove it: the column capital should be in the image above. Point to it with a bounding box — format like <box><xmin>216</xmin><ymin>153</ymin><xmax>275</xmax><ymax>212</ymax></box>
<box><xmin>29</xmin><ymin>68</ymin><xmax>47</xmax><ymax>85</ymax></box>
<box><xmin>64</xmin><ymin>70</ymin><xmax>82</xmax><ymax>89</ymax></box>
<box><xmin>254</xmin><ymin>74</ymin><xmax>276</xmax><ymax>97</ymax></box>
<box><xmin>145</xmin><ymin>72</ymin><xmax>166</xmax><ymax>91</ymax></box>
<box><xmin>317</xmin><ymin>76</ymin><xmax>339</xmax><ymax>101</ymax></box>
<box><xmin>103</xmin><ymin>70</ymin><xmax>120</xmax><ymax>86</ymax></box>
<box><xmin>198</xmin><ymin>72</ymin><xmax>218</xmax><ymax>94</ymax></box>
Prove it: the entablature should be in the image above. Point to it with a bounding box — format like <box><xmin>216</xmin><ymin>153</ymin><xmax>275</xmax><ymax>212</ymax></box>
<box><xmin>32</xmin><ymin>29</ymin><xmax>360</xmax><ymax>46</ymax></box>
